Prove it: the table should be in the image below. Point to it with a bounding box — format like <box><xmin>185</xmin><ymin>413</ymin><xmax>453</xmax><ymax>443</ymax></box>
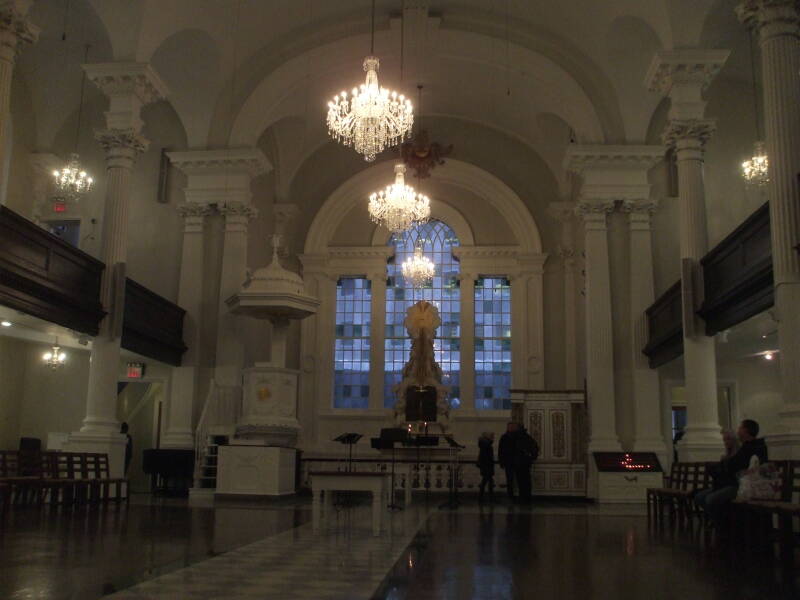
<box><xmin>309</xmin><ymin>471</ymin><xmax>390</xmax><ymax>537</ymax></box>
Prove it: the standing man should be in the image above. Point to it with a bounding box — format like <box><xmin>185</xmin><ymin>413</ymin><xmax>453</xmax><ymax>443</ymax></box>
<box><xmin>513</xmin><ymin>425</ymin><xmax>539</xmax><ymax>504</ymax></box>
<box><xmin>498</xmin><ymin>422</ymin><xmax>518</xmax><ymax>501</ymax></box>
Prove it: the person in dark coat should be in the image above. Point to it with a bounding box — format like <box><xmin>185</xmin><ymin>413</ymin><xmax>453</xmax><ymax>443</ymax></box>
<box><xmin>498</xmin><ymin>422</ymin><xmax>519</xmax><ymax>500</ymax></box>
<box><xmin>695</xmin><ymin>419</ymin><xmax>768</xmax><ymax>526</ymax></box>
<box><xmin>477</xmin><ymin>432</ymin><xmax>495</xmax><ymax>502</ymax></box>
<box><xmin>512</xmin><ymin>425</ymin><xmax>539</xmax><ymax>504</ymax></box>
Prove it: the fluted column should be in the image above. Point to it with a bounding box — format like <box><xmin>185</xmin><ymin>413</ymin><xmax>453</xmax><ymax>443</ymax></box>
<box><xmin>624</xmin><ymin>200</ymin><xmax>669</xmax><ymax>463</ymax></box>
<box><xmin>647</xmin><ymin>50</ymin><xmax>729</xmax><ymax>461</ymax></box>
<box><xmin>216</xmin><ymin>201</ymin><xmax>257</xmax><ymax>386</ymax></box>
<box><xmin>367</xmin><ymin>270</ymin><xmax>387</xmax><ymax>410</ymax></box>
<box><xmin>577</xmin><ymin>200</ymin><xmax>622</xmax><ymax>452</ymax></box>
<box><xmin>162</xmin><ymin>203</ymin><xmax>212</xmax><ymax>448</ymax></box>
<box><xmin>458</xmin><ymin>272</ymin><xmax>476</xmax><ymax>410</ymax></box>
<box><xmin>0</xmin><ymin>1</ymin><xmax>38</xmax><ymax>202</ymax></box>
<box><xmin>738</xmin><ymin>0</ymin><xmax>800</xmax><ymax>457</ymax></box>
<box><xmin>670</xmin><ymin>121</ymin><xmax>725</xmax><ymax>460</ymax></box>
<box><xmin>80</xmin><ymin>129</ymin><xmax>148</xmax><ymax>434</ymax></box>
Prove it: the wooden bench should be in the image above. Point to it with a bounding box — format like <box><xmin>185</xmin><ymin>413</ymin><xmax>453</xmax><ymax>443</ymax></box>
<box><xmin>0</xmin><ymin>450</ymin><xmax>128</xmax><ymax>507</ymax></box>
<box><xmin>647</xmin><ymin>462</ymin><xmax>710</xmax><ymax>526</ymax></box>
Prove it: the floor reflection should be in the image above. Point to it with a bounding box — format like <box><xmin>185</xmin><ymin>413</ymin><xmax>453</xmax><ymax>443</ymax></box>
<box><xmin>0</xmin><ymin>494</ymin><xmax>311</xmax><ymax>600</ymax></box>
<box><xmin>373</xmin><ymin>500</ymin><xmax>800</xmax><ymax>600</ymax></box>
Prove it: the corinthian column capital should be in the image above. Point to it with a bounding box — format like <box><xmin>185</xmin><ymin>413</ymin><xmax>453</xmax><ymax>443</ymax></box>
<box><xmin>0</xmin><ymin>1</ymin><xmax>39</xmax><ymax>63</ymax></box>
<box><xmin>737</xmin><ymin>0</ymin><xmax>800</xmax><ymax>38</ymax></box>
<box><xmin>95</xmin><ymin>128</ymin><xmax>149</xmax><ymax>169</ymax></box>
<box><xmin>663</xmin><ymin>119</ymin><xmax>716</xmax><ymax>152</ymax></box>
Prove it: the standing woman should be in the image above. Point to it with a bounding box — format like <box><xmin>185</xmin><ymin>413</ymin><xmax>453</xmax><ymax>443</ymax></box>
<box><xmin>477</xmin><ymin>432</ymin><xmax>495</xmax><ymax>502</ymax></box>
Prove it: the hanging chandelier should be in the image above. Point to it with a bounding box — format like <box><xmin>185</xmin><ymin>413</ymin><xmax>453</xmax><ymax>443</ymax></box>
<box><xmin>43</xmin><ymin>340</ymin><xmax>66</xmax><ymax>370</ymax></box>
<box><xmin>402</xmin><ymin>246</ymin><xmax>435</xmax><ymax>288</ymax></box>
<box><xmin>368</xmin><ymin>164</ymin><xmax>430</xmax><ymax>234</ymax></box>
<box><xmin>326</xmin><ymin>1</ymin><xmax>413</xmax><ymax>161</ymax></box>
<box><xmin>53</xmin><ymin>153</ymin><xmax>94</xmax><ymax>200</ymax></box>
<box><xmin>741</xmin><ymin>33</ymin><xmax>768</xmax><ymax>187</ymax></box>
<box><xmin>742</xmin><ymin>141</ymin><xmax>769</xmax><ymax>186</ymax></box>
<box><xmin>54</xmin><ymin>45</ymin><xmax>94</xmax><ymax>201</ymax></box>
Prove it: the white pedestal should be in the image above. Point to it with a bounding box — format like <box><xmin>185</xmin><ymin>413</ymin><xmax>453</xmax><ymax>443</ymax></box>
<box><xmin>597</xmin><ymin>472</ymin><xmax>662</xmax><ymax>503</ymax></box>
<box><xmin>237</xmin><ymin>364</ymin><xmax>300</xmax><ymax>446</ymax></box>
<box><xmin>216</xmin><ymin>445</ymin><xmax>296</xmax><ymax>496</ymax></box>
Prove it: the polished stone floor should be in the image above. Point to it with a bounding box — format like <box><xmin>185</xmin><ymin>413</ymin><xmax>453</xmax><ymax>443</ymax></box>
<box><xmin>1</xmin><ymin>495</ymin><xmax>797</xmax><ymax>600</ymax></box>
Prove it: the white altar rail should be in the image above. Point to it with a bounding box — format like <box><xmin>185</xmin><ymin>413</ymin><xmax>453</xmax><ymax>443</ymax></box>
<box><xmin>510</xmin><ymin>389</ymin><xmax>588</xmax><ymax>497</ymax></box>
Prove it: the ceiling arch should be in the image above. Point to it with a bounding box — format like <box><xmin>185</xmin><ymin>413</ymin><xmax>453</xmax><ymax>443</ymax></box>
<box><xmin>304</xmin><ymin>158</ymin><xmax>541</xmax><ymax>255</ymax></box>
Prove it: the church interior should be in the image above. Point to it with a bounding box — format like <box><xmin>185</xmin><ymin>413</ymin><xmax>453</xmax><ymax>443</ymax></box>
<box><xmin>1</xmin><ymin>0</ymin><xmax>799</xmax><ymax>598</ymax></box>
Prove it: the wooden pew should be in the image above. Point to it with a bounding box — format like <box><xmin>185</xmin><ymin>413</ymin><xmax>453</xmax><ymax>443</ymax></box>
<box><xmin>647</xmin><ymin>462</ymin><xmax>710</xmax><ymax>526</ymax></box>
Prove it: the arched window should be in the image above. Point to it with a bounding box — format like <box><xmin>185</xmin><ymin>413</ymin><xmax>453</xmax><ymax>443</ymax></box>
<box><xmin>384</xmin><ymin>220</ymin><xmax>461</xmax><ymax>408</ymax></box>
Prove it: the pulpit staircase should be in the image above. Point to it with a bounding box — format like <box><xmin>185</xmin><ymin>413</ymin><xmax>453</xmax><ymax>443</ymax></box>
<box><xmin>192</xmin><ymin>381</ymin><xmax>243</xmax><ymax>493</ymax></box>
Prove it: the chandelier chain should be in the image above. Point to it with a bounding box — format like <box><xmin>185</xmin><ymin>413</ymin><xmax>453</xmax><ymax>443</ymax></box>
<box><xmin>74</xmin><ymin>44</ymin><xmax>89</xmax><ymax>154</ymax></box>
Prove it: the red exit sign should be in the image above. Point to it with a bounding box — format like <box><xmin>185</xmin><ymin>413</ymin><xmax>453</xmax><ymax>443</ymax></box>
<box><xmin>126</xmin><ymin>362</ymin><xmax>145</xmax><ymax>378</ymax></box>
<box><xmin>52</xmin><ymin>201</ymin><xmax>66</xmax><ymax>212</ymax></box>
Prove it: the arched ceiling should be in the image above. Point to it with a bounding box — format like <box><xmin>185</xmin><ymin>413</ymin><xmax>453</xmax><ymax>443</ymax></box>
<box><xmin>20</xmin><ymin>0</ymin><xmax>740</xmax><ymax>195</ymax></box>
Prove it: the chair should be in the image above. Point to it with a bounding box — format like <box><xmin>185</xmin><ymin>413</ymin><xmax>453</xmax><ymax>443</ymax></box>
<box><xmin>84</xmin><ymin>453</ymin><xmax>128</xmax><ymax>503</ymax></box>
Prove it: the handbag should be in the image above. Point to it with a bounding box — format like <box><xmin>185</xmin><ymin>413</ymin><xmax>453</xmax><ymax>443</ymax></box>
<box><xmin>736</xmin><ymin>456</ymin><xmax>782</xmax><ymax>501</ymax></box>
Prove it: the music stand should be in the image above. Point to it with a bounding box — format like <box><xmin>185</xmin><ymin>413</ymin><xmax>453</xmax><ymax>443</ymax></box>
<box><xmin>439</xmin><ymin>435</ymin><xmax>465</xmax><ymax>510</ymax></box>
<box><xmin>333</xmin><ymin>432</ymin><xmax>363</xmax><ymax>472</ymax></box>
<box><xmin>371</xmin><ymin>428</ymin><xmax>408</xmax><ymax>511</ymax></box>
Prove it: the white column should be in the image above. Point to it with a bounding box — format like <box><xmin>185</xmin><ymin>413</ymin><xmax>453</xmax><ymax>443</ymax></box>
<box><xmin>517</xmin><ymin>255</ymin><xmax>548</xmax><ymax>390</ymax></box>
<box><xmin>458</xmin><ymin>272</ymin><xmax>476</xmax><ymax>410</ymax></box>
<box><xmin>738</xmin><ymin>0</ymin><xmax>800</xmax><ymax>458</ymax></box>
<box><xmin>549</xmin><ymin>203</ymin><xmax>580</xmax><ymax>389</ymax></box>
<box><xmin>647</xmin><ymin>50</ymin><xmax>729</xmax><ymax>461</ymax></box>
<box><xmin>66</xmin><ymin>63</ymin><xmax>167</xmax><ymax>477</ymax></box>
<box><xmin>298</xmin><ymin>256</ymin><xmax>327</xmax><ymax>447</ymax></box>
<box><xmin>162</xmin><ymin>203</ymin><xmax>212</xmax><ymax>449</ymax></box>
<box><xmin>624</xmin><ymin>200</ymin><xmax>669</xmax><ymax>463</ymax></box>
<box><xmin>216</xmin><ymin>201</ymin><xmax>257</xmax><ymax>385</ymax></box>
<box><xmin>576</xmin><ymin>200</ymin><xmax>622</xmax><ymax>452</ymax></box>
<box><xmin>367</xmin><ymin>270</ymin><xmax>387</xmax><ymax>410</ymax></box>
<box><xmin>0</xmin><ymin>1</ymin><xmax>37</xmax><ymax>204</ymax></box>
<box><xmin>167</xmin><ymin>149</ymin><xmax>270</xmax><ymax>390</ymax></box>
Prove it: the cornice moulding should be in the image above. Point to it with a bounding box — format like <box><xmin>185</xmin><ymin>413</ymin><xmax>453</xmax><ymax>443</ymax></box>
<box><xmin>645</xmin><ymin>49</ymin><xmax>730</xmax><ymax>94</ymax></box>
<box><xmin>167</xmin><ymin>148</ymin><xmax>271</xmax><ymax>177</ymax></box>
<box><xmin>83</xmin><ymin>62</ymin><xmax>168</xmax><ymax>104</ymax></box>
<box><xmin>564</xmin><ymin>145</ymin><xmax>665</xmax><ymax>174</ymax></box>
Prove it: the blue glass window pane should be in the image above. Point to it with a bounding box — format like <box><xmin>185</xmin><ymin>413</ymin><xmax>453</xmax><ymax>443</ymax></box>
<box><xmin>333</xmin><ymin>277</ymin><xmax>372</xmax><ymax>409</ymax></box>
<box><xmin>474</xmin><ymin>276</ymin><xmax>512</xmax><ymax>410</ymax></box>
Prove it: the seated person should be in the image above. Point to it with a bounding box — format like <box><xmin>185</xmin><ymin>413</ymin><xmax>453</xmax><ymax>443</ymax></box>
<box><xmin>695</xmin><ymin>419</ymin><xmax>768</xmax><ymax>527</ymax></box>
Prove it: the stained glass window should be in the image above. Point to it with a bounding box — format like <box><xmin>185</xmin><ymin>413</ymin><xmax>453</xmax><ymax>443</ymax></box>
<box><xmin>385</xmin><ymin>220</ymin><xmax>461</xmax><ymax>408</ymax></box>
<box><xmin>475</xmin><ymin>277</ymin><xmax>511</xmax><ymax>410</ymax></box>
<box><xmin>333</xmin><ymin>277</ymin><xmax>371</xmax><ymax>408</ymax></box>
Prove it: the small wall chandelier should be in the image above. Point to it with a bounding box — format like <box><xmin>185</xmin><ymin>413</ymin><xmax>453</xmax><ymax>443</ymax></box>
<box><xmin>53</xmin><ymin>45</ymin><xmax>94</xmax><ymax>201</ymax></box>
<box><xmin>368</xmin><ymin>164</ymin><xmax>430</xmax><ymax>234</ymax></box>
<box><xmin>326</xmin><ymin>0</ymin><xmax>413</xmax><ymax>161</ymax></box>
<box><xmin>43</xmin><ymin>339</ymin><xmax>66</xmax><ymax>370</ymax></box>
<box><xmin>741</xmin><ymin>33</ymin><xmax>768</xmax><ymax>187</ymax></box>
<box><xmin>402</xmin><ymin>245</ymin><xmax>435</xmax><ymax>288</ymax></box>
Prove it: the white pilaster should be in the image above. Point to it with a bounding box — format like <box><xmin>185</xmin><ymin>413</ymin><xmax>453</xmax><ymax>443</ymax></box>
<box><xmin>549</xmin><ymin>203</ymin><xmax>580</xmax><ymax>389</ymax></box>
<box><xmin>647</xmin><ymin>49</ymin><xmax>729</xmax><ymax>460</ymax></box>
<box><xmin>0</xmin><ymin>1</ymin><xmax>38</xmax><ymax>204</ymax></box>
<box><xmin>738</xmin><ymin>0</ymin><xmax>800</xmax><ymax>458</ymax></box>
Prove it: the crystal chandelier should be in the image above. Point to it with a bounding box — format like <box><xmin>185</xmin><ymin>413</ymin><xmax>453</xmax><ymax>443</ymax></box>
<box><xmin>43</xmin><ymin>340</ymin><xmax>66</xmax><ymax>370</ymax></box>
<box><xmin>742</xmin><ymin>141</ymin><xmax>769</xmax><ymax>186</ymax></box>
<box><xmin>368</xmin><ymin>164</ymin><xmax>430</xmax><ymax>234</ymax></box>
<box><xmin>402</xmin><ymin>246</ymin><xmax>435</xmax><ymax>288</ymax></box>
<box><xmin>326</xmin><ymin>1</ymin><xmax>413</xmax><ymax>161</ymax></box>
<box><xmin>53</xmin><ymin>153</ymin><xmax>94</xmax><ymax>200</ymax></box>
<box><xmin>54</xmin><ymin>45</ymin><xmax>94</xmax><ymax>201</ymax></box>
